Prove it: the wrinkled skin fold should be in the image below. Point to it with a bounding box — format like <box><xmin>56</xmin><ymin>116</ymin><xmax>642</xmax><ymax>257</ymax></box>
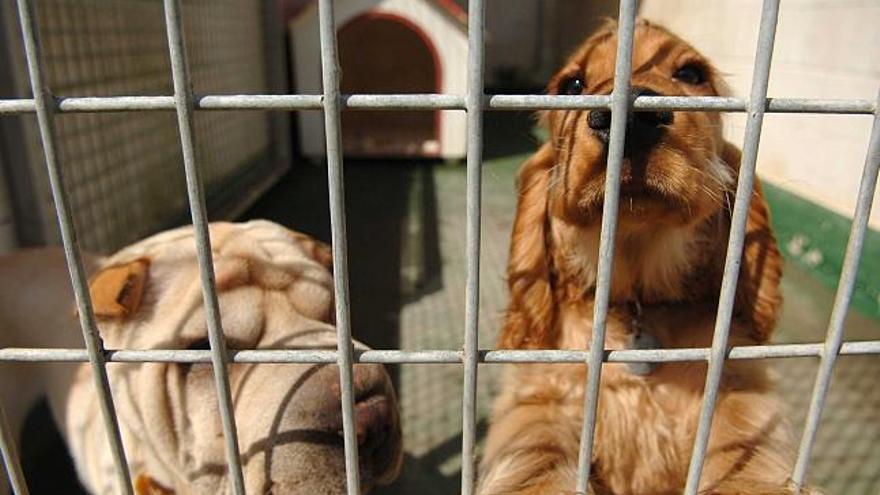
<box><xmin>0</xmin><ymin>220</ymin><xmax>402</xmax><ymax>495</ymax></box>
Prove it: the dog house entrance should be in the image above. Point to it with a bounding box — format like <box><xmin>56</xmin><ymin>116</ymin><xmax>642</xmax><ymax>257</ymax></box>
<box><xmin>338</xmin><ymin>14</ymin><xmax>440</xmax><ymax>157</ymax></box>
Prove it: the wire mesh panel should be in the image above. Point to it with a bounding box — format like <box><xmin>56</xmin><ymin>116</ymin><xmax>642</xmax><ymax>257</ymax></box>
<box><xmin>0</xmin><ymin>0</ymin><xmax>878</xmax><ymax>494</ymax></box>
<box><xmin>0</xmin><ymin>0</ymin><xmax>287</xmax><ymax>253</ymax></box>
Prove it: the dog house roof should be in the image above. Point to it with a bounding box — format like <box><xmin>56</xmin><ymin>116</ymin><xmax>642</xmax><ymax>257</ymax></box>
<box><xmin>282</xmin><ymin>0</ymin><xmax>467</xmax><ymax>25</ymax></box>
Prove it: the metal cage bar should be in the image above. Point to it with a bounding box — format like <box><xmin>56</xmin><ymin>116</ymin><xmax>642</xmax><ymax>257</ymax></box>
<box><xmin>12</xmin><ymin>1</ymin><xmax>134</xmax><ymax>493</ymax></box>
<box><xmin>460</xmin><ymin>0</ymin><xmax>486</xmax><ymax>493</ymax></box>
<box><xmin>0</xmin><ymin>400</ymin><xmax>28</xmax><ymax>495</ymax></box>
<box><xmin>0</xmin><ymin>95</ymin><xmax>875</xmax><ymax>115</ymax></box>
<box><xmin>574</xmin><ymin>0</ymin><xmax>638</xmax><ymax>491</ymax></box>
<box><xmin>683</xmin><ymin>1</ymin><xmax>781</xmax><ymax>493</ymax></box>
<box><xmin>791</xmin><ymin>87</ymin><xmax>880</xmax><ymax>490</ymax></box>
<box><xmin>161</xmin><ymin>1</ymin><xmax>246</xmax><ymax>493</ymax></box>
<box><xmin>316</xmin><ymin>0</ymin><xmax>361</xmax><ymax>493</ymax></box>
<box><xmin>1</xmin><ymin>340</ymin><xmax>879</xmax><ymax>364</ymax></box>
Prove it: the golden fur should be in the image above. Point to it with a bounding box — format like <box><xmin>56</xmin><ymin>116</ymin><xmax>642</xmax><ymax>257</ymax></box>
<box><xmin>479</xmin><ymin>21</ymin><xmax>818</xmax><ymax>495</ymax></box>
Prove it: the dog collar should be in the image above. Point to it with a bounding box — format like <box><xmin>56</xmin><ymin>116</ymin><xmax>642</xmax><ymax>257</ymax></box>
<box><xmin>623</xmin><ymin>298</ymin><xmax>661</xmax><ymax>376</ymax></box>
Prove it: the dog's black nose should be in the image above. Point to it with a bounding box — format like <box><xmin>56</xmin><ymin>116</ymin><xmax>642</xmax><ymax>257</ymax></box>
<box><xmin>587</xmin><ymin>107</ymin><xmax>612</xmax><ymax>136</ymax></box>
<box><xmin>587</xmin><ymin>86</ymin><xmax>673</xmax><ymax>146</ymax></box>
<box><xmin>630</xmin><ymin>86</ymin><xmax>674</xmax><ymax>128</ymax></box>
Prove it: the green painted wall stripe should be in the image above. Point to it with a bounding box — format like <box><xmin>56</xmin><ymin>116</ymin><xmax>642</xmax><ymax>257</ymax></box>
<box><xmin>763</xmin><ymin>182</ymin><xmax>880</xmax><ymax>321</ymax></box>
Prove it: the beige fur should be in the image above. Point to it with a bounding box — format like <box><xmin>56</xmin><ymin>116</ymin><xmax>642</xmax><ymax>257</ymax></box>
<box><xmin>0</xmin><ymin>220</ymin><xmax>402</xmax><ymax>494</ymax></box>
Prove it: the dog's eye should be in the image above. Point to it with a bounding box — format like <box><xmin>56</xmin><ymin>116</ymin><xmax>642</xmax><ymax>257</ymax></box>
<box><xmin>673</xmin><ymin>63</ymin><xmax>707</xmax><ymax>85</ymax></box>
<box><xmin>559</xmin><ymin>76</ymin><xmax>585</xmax><ymax>95</ymax></box>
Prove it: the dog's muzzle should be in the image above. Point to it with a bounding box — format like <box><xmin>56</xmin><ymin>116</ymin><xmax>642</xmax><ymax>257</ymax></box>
<box><xmin>324</xmin><ymin>363</ymin><xmax>402</xmax><ymax>485</ymax></box>
<box><xmin>587</xmin><ymin>86</ymin><xmax>674</xmax><ymax>150</ymax></box>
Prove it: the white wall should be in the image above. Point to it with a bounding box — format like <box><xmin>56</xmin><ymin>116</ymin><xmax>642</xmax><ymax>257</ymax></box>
<box><xmin>641</xmin><ymin>0</ymin><xmax>880</xmax><ymax>228</ymax></box>
<box><xmin>291</xmin><ymin>0</ymin><xmax>468</xmax><ymax>159</ymax></box>
<box><xmin>485</xmin><ymin>0</ymin><xmax>541</xmax><ymax>85</ymax></box>
<box><xmin>484</xmin><ymin>0</ymin><xmax>619</xmax><ymax>88</ymax></box>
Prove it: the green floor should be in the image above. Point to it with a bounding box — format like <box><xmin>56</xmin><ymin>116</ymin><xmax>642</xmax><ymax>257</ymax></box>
<box><xmin>243</xmin><ymin>112</ymin><xmax>880</xmax><ymax>494</ymax></box>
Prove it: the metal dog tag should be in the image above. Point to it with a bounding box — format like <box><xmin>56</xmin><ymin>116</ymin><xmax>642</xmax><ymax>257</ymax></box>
<box><xmin>625</xmin><ymin>331</ymin><xmax>661</xmax><ymax>376</ymax></box>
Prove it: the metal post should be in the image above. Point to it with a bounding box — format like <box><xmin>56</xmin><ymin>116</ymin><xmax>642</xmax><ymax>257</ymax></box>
<box><xmin>791</xmin><ymin>87</ymin><xmax>880</xmax><ymax>490</ymax></box>
<box><xmin>461</xmin><ymin>0</ymin><xmax>486</xmax><ymax>493</ymax></box>
<box><xmin>161</xmin><ymin>1</ymin><xmax>246</xmax><ymax>493</ymax></box>
<box><xmin>316</xmin><ymin>1</ymin><xmax>361</xmax><ymax>494</ymax></box>
<box><xmin>1</xmin><ymin>341</ymin><xmax>880</xmax><ymax>364</ymax></box>
<box><xmin>0</xmin><ymin>95</ymin><xmax>875</xmax><ymax>115</ymax></box>
<box><xmin>573</xmin><ymin>1</ymin><xmax>638</xmax><ymax>492</ymax></box>
<box><xmin>13</xmin><ymin>1</ymin><xmax>133</xmax><ymax>493</ymax></box>
<box><xmin>683</xmin><ymin>1</ymin><xmax>781</xmax><ymax>493</ymax></box>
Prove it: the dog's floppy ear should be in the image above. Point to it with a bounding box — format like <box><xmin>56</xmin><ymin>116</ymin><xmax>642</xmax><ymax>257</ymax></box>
<box><xmin>739</xmin><ymin>178</ymin><xmax>783</xmax><ymax>341</ymax></box>
<box><xmin>88</xmin><ymin>258</ymin><xmax>150</xmax><ymax>319</ymax></box>
<box><xmin>290</xmin><ymin>231</ymin><xmax>333</xmax><ymax>272</ymax></box>
<box><xmin>498</xmin><ymin>143</ymin><xmax>557</xmax><ymax>349</ymax></box>
<box><xmin>720</xmin><ymin>142</ymin><xmax>783</xmax><ymax>342</ymax></box>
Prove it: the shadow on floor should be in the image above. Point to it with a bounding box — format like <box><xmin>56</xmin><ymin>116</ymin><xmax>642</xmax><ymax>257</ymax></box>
<box><xmin>482</xmin><ymin>110</ymin><xmax>543</xmax><ymax>161</ymax></box>
<box><xmin>377</xmin><ymin>418</ymin><xmax>490</xmax><ymax>495</ymax></box>
<box><xmin>19</xmin><ymin>400</ymin><xmax>89</xmax><ymax>495</ymax></box>
<box><xmin>240</xmin><ymin>159</ymin><xmax>444</xmax><ymax>388</ymax></box>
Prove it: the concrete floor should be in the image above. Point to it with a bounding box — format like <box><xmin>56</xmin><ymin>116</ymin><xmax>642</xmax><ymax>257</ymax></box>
<box><xmin>242</xmin><ymin>112</ymin><xmax>880</xmax><ymax>494</ymax></box>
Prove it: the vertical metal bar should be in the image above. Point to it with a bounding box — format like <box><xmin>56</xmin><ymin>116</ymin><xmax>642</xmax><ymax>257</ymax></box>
<box><xmin>683</xmin><ymin>1</ymin><xmax>780</xmax><ymax>493</ymax></box>
<box><xmin>0</xmin><ymin>400</ymin><xmax>29</xmax><ymax>495</ymax></box>
<box><xmin>460</xmin><ymin>0</ymin><xmax>485</xmax><ymax>493</ymax></box>
<box><xmin>316</xmin><ymin>1</ymin><xmax>360</xmax><ymax>494</ymax></box>
<box><xmin>161</xmin><ymin>1</ymin><xmax>245</xmax><ymax>493</ymax></box>
<box><xmin>574</xmin><ymin>1</ymin><xmax>638</xmax><ymax>492</ymax></box>
<box><xmin>12</xmin><ymin>1</ymin><xmax>134</xmax><ymax>493</ymax></box>
<box><xmin>791</xmin><ymin>87</ymin><xmax>880</xmax><ymax>490</ymax></box>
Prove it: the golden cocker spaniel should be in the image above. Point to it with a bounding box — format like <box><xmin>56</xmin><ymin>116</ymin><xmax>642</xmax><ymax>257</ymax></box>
<box><xmin>479</xmin><ymin>20</ymin><xmax>820</xmax><ymax>495</ymax></box>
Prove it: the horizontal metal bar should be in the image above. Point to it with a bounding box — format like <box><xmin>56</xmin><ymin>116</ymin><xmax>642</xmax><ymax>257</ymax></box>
<box><xmin>57</xmin><ymin>96</ymin><xmax>175</xmax><ymax>112</ymax></box>
<box><xmin>3</xmin><ymin>341</ymin><xmax>878</xmax><ymax>364</ymax></box>
<box><xmin>0</xmin><ymin>95</ymin><xmax>875</xmax><ymax>115</ymax></box>
<box><xmin>487</xmin><ymin>94</ymin><xmax>611</xmax><ymax>110</ymax></box>
<box><xmin>199</xmin><ymin>94</ymin><xmax>323</xmax><ymax>110</ymax></box>
<box><xmin>760</xmin><ymin>97</ymin><xmax>876</xmax><ymax>114</ymax></box>
<box><xmin>490</xmin><ymin>95</ymin><xmax>877</xmax><ymax>113</ymax></box>
<box><xmin>492</xmin><ymin>341</ymin><xmax>880</xmax><ymax>363</ymax></box>
<box><xmin>344</xmin><ymin>94</ymin><xmax>465</xmax><ymax>109</ymax></box>
<box><xmin>0</xmin><ymin>99</ymin><xmax>35</xmax><ymax>113</ymax></box>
